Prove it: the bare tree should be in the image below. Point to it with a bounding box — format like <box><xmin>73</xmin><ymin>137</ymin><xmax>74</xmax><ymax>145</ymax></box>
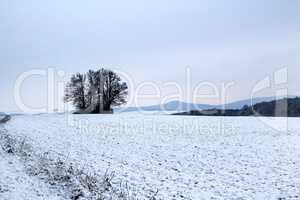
<box><xmin>64</xmin><ymin>73</ymin><xmax>86</xmax><ymax>110</ymax></box>
<box><xmin>64</xmin><ymin>68</ymin><xmax>128</xmax><ymax>113</ymax></box>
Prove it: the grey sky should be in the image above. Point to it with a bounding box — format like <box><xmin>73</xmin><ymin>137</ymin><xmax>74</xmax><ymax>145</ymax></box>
<box><xmin>1</xmin><ymin>0</ymin><xmax>300</xmax><ymax>112</ymax></box>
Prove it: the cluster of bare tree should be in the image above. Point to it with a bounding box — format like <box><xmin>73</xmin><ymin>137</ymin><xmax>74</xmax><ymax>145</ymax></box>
<box><xmin>64</xmin><ymin>68</ymin><xmax>128</xmax><ymax>113</ymax></box>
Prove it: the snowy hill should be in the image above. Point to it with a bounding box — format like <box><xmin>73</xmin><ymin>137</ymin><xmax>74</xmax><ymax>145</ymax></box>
<box><xmin>2</xmin><ymin>113</ymin><xmax>300</xmax><ymax>199</ymax></box>
<box><xmin>114</xmin><ymin>96</ymin><xmax>294</xmax><ymax>113</ymax></box>
<box><xmin>114</xmin><ymin>100</ymin><xmax>215</xmax><ymax>113</ymax></box>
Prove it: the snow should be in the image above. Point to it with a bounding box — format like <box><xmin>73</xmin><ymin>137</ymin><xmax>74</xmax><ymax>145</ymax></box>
<box><xmin>0</xmin><ymin>140</ymin><xmax>63</xmax><ymax>200</ymax></box>
<box><xmin>2</xmin><ymin>113</ymin><xmax>300</xmax><ymax>199</ymax></box>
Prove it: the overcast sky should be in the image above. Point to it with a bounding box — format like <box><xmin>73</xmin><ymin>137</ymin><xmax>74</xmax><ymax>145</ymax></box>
<box><xmin>1</xmin><ymin>0</ymin><xmax>300</xmax><ymax>112</ymax></box>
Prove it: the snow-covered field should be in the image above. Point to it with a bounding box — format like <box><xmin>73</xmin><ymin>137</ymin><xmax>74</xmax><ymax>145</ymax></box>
<box><xmin>1</xmin><ymin>113</ymin><xmax>300</xmax><ymax>199</ymax></box>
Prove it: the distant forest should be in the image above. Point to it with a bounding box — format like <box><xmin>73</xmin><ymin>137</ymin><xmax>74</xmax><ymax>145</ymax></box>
<box><xmin>174</xmin><ymin>97</ymin><xmax>300</xmax><ymax>117</ymax></box>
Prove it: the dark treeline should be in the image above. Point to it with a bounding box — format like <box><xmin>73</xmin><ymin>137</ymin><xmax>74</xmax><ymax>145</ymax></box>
<box><xmin>174</xmin><ymin>97</ymin><xmax>300</xmax><ymax>117</ymax></box>
<box><xmin>64</xmin><ymin>68</ymin><xmax>128</xmax><ymax>113</ymax></box>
